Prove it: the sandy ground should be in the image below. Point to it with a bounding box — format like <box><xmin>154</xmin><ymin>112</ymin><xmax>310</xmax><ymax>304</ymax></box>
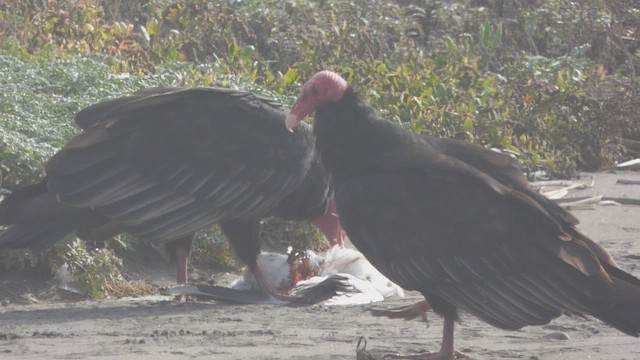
<box><xmin>1</xmin><ymin>171</ymin><xmax>639</xmax><ymax>360</ymax></box>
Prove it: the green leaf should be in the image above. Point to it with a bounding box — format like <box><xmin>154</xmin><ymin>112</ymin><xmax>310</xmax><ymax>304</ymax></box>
<box><xmin>146</xmin><ymin>18</ymin><xmax>159</xmax><ymax>36</ymax></box>
<box><xmin>492</xmin><ymin>23</ymin><xmax>503</xmax><ymax>50</ymax></box>
<box><xmin>435</xmin><ymin>83</ymin><xmax>448</xmax><ymax>104</ymax></box>
<box><xmin>294</xmin><ymin>62</ymin><xmax>311</xmax><ymax>72</ymax></box>
<box><xmin>556</xmin><ymin>71</ymin><xmax>565</xmax><ymax>89</ymax></box>
<box><xmin>444</xmin><ymin>36</ymin><xmax>458</xmax><ymax>53</ymax></box>
<box><xmin>463</xmin><ymin>117</ymin><xmax>474</xmax><ymax>132</ymax></box>
<box><xmin>481</xmin><ymin>22</ymin><xmax>490</xmax><ymax>48</ymax></box>
<box><xmin>230</xmin><ymin>39</ymin><xmax>239</xmax><ymax>58</ymax></box>
<box><xmin>240</xmin><ymin>45</ymin><xmax>255</xmax><ymax>61</ymax></box>
<box><xmin>266</xmin><ymin>70</ymin><xmax>275</xmax><ymax>83</ymax></box>
<box><xmin>283</xmin><ymin>68</ymin><xmax>299</xmax><ymax>85</ymax></box>
<box><xmin>482</xmin><ymin>77</ymin><xmax>495</xmax><ymax>89</ymax></box>
<box><xmin>376</xmin><ymin>63</ymin><xmax>387</xmax><ymax>75</ymax></box>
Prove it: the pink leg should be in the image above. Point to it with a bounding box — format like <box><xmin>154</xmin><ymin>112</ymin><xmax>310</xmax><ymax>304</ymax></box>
<box><xmin>172</xmin><ymin>237</ymin><xmax>193</xmax><ymax>302</ymax></box>
<box><xmin>175</xmin><ymin>248</ymin><xmax>189</xmax><ymax>285</ymax></box>
<box><xmin>383</xmin><ymin>318</ymin><xmax>469</xmax><ymax>360</ymax></box>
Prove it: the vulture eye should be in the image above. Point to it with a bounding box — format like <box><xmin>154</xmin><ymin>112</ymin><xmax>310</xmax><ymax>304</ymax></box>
<box><xmin>310</xmin><ymin>86</ymin><xmax>320</xmax><ymax>97</ymax></box>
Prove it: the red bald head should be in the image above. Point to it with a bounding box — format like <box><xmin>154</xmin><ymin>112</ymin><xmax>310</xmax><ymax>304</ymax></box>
<box><xmin>285</xmin><ymin>70</ymin><xmax>348</xmax><ymax>130</ymax></box>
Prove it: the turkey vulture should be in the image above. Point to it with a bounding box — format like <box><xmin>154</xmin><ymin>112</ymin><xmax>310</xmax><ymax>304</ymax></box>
<box><xmin>285</xmin><ymin>70</ymin><xmax>640</xmax><ymax>359</ymax></box>
<box><xmin>0</xmin><ymin>86</ymin><xmax>346</xmax><ymax>299</ymax></box>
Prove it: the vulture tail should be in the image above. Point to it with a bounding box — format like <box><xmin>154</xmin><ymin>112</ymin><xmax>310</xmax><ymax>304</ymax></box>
<box><xmin>0</xmin><ymin>181</ymin><xmax>95</xmax><ymax>253</ymax></box>
<box><xmin>593</xmin><ymin>264</ymin><xmax>640</xmax><ymax>337</ymax></box>
<box><xmin>0</xmin><ymin>220</ymin><xmax>80</xmax><ymax>254</ymax></box>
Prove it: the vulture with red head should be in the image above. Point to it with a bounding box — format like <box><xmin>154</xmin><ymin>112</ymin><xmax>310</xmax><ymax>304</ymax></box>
<box><xmin>0</xmin><ymin>87</ymin><xmax>345</xmax><ymax>299</ymax></box>
<box><xmin>286</xmin><ymin>70</ymin><xmax>640</xmax><ymax>359</ymax></box>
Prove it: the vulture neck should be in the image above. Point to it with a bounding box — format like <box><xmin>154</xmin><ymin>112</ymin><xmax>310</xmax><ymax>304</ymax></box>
<box><xmin>313</xmin><ymin>88</ymin><xmax>411</xmax><ymax>183</ymax></box>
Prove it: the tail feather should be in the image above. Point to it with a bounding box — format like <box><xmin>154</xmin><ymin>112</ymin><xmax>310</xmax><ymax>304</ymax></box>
<box><xmin>0</xmin><ymin>179</ymin><xmax>98</xmax><ymax>253</ymax></box>
<box><xmin>594</xmin><ymin>269</ymin><xmax>640</xmax><ymax>337</ymax></box>
<box><xmin>595</xmin><ymin>302</ymin><xmax>640</xmax><ymax>337</ymax></box>
<box><xmin>0</xmin><ymin>220</ymin><xmax>79</xmax><ymax>253</ymax></box>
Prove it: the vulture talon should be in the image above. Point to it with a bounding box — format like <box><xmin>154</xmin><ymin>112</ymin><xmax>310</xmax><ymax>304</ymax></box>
<box><xmin>356</xmin><ymin>336</ymin><xmax>378</xmax><ymax>360</ymax></box>
<box><xmin>382</xmin><ymin>349</ymin><xmax>470</xmax><ymax>360</ymax></box>
<box><xmin>381</xmin><ymin>319</ymin><xmax>468</xmax><ymax>360</ymax></box>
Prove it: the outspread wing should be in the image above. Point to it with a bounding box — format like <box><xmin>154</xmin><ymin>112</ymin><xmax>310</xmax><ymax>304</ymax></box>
<box><xmin>336</xmin><ymin>144</ymin><xmax>616</xmax><ymax>330</ymax></box>
<box><xmin>45</xmin><ymin>88</ymin><xmax>314</xmax><ymax>243</ymax></box>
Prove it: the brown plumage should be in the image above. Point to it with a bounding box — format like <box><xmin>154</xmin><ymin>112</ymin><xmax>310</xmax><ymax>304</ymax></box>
<box><xmin>0</xmin><ymin>87</ymin><xmax>345</xmax><ymax>297</ymax></box>
<box><xmin>286</xmin><ymin>70</ymin><xmax>640</xmax><ymax>358</ymax></box>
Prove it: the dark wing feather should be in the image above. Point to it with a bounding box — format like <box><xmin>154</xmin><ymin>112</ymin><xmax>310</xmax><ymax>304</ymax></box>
<box><xmin>45</xmin><ymin>88</ymin><xmax>314</xmax><ymax>245</ymax></box>
<box><xmin>336</xmin><ymin>145</ymin><xmax>616</xmax><ymax>330</ymax></box>
<box><xmin>425</xmin><ymin>136</ymin><xmax>580</xmax><ymax>226</ymax></box>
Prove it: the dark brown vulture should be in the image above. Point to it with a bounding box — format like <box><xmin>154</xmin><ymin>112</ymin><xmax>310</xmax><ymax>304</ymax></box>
<box><xmin>0</xmin><ymin>87</ymin><xmax>345</xmax><ymax>298</ymax></box>
<box><xmin>285</xmin><ymin>70</ymin><xmax>640</xmax><ymax>359</ymax></box>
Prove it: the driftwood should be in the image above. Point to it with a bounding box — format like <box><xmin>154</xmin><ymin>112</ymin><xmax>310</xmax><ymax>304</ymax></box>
<box><xmin>616</xmin><ymin>158</ymin><xmax>640</xmax><ymax>170</ymax></box>
<box><xmin>555</xmin><ymin>195</ymin><xmax>640</xmax><ymax>207</ymax></box>
<box><xmin>554</xmin><ymin>195</ymin><xmax>602</xmax><ymax>210</ymax></box>
<box><xmin>617</xmin><ymin>179</ymin><xmax>640</xmax><ymax>185</ymax></box>
<box><xmin>533</xmin><ymin>180</ymin><xmax>594</xmax><ymax>201</ymax></box>
<box><xmin>601</xmin><ymin>196</ymin><xmax>640</xmax><ymax>206</ymax></box>
<box><xmin>532</xmin><ymin>180</ymin><xmax>592</xmax><ymax>188</ymax></box>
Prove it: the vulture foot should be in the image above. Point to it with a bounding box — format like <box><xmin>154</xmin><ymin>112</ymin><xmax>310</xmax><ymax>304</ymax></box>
<box><xmin>382</xmin><ymin>349</ymin><xmax>469</xmax><ymax>360</ymax></box>
<box><xmin>356</xmin><ymin>336</ymin><xmax>377</xmax><ymax>360</ymax></box>
<box><xmin>384</xmin><ymin>317</ymin><xmax>469</xmax><ymax>360</ymax></box>
<box><xmin>173</xmin><ymin>244</ymin><xmax>194</xmax><ymax>302</ymax></box>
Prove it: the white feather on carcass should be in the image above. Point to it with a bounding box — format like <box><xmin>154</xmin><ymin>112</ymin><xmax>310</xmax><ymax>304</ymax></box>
<box><xmin>230</xmin><ymin>251</ymin><xmax>294</xmax><ymax>292</ymax></box>
<box><xmin>231</xmin><ymin>245</ymin><xmax>403</xmax><ymax>305</ymax></box>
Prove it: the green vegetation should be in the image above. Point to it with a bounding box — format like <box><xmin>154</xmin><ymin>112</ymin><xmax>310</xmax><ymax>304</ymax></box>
<box><xmin>48</xmin><ymin>237</ymin><xmax>156</xmax><ymax>299</ymax></box>
<box><xmin>52</xmin><ymin>238</ymin><xmax>126</xmax><ymax>299</ymax></box>
<box><xmin>0</xmin><ymin>0</ymin><xmax>638</xmax><ymax>297</ymax></box>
